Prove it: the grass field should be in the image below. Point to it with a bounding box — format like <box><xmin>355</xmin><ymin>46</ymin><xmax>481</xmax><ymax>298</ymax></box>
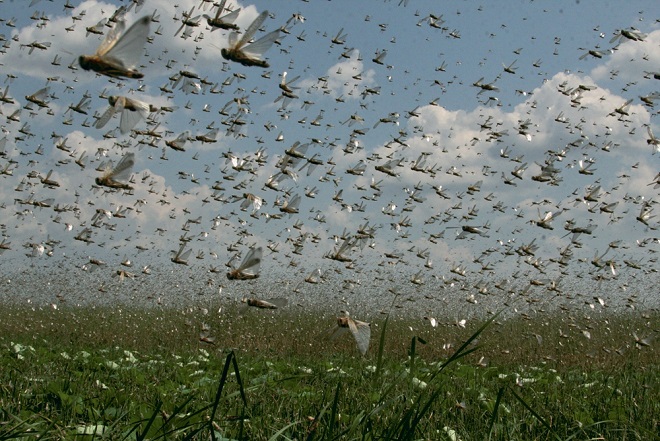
<box><xmin>1</xmin><ymin>302</ymin><xmax>657</xmax><ymax>440</ymax></box>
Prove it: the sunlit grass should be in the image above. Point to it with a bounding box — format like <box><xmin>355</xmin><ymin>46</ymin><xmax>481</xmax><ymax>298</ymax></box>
<box><xmin>1</xmin><ymin>303</ymin><xmax>657</xmax><ymax>440</ymax></box>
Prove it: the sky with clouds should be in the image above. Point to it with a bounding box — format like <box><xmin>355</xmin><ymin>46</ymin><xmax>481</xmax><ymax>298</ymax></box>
<box><xmin>0</xmin><ymin>0</ymin><xmax>658</xmax><ymax>302</ymax></box>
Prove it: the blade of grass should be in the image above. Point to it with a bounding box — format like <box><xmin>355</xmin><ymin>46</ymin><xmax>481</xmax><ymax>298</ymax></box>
<box><xmin>376</xmin><ymin>292</ymin><xmax>399</xmax><ymax>378</ymax></box>
<box><xmin>429</xmin><ymin>310</ymin><xmax>502</xmax><ymax>382</ymax></box>
<box><xmin>135</xmin><ymin>400</ymin><xmax>162</xmax><ymax>441</ymax></box>
<box><xmin>230</xmin><ymin>350</ymin><xmax>248</xmax><ymax>408</ymax></box>
<box><xmin>210</xmin><ymin>350</ymin><xmax>248</xmax><ymax>441</ymax></box>
<box><xmin>0</xmin><ymin>413</ymin><xmax>52</xmax><ymax>440</ymax></box>
<box><xmin>305</xmin><ymin>399</ymin><xmax>330</xmax><ymax>441</ymax></box>
<box><xmin>393</xmin><ymin>312</ymin><xmax>502</xmax><ymax>439</ymax></box>
<box><xmin>508</xmin><ymin>386</ymin><xmax>562</xmax><ymax>441</ymax></box>
<box><xmin>408</xmin><ymin>336</ymin><xmax>425</xmax><ymax>386</ymax></box>
<box><xmin>487</xmin><ymin>386</ymin><xmax>506</xmax><ymax>440</ymax></box>
<box><xmin>409</xmin><ymin>335</ymin><xmax>417</xmax><ymax>386</ymax></box>
<box><xmin>326</xmin><ymin>381</ymin><xmax>341</xmax><ymax>439</ymax></box>
<box><xmin>268</xmin><ymin>420</ymin><xmax>302</xmax><ymax>441</ymax></box>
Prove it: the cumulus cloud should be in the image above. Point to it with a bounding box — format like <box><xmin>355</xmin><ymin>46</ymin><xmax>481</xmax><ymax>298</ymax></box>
<box><xmin>591</xmin><ymin>29</ymin><xmax>660</xmax><ymax>83</ymax></box>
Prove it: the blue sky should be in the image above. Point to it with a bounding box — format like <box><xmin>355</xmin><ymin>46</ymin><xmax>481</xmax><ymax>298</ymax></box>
<box><xmin>0</xmin><ymin>0</ymin><xmax>658</xmax><ymax>292</ymax></box>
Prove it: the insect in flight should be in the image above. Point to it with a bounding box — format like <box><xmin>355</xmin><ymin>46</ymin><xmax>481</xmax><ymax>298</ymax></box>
<box><xmin>221</xmin><ymin>10</ymin><xmax>280</xmax><ymax>68</ymax></box>
<box><xmin>79</xmin><ymin>15</ymin><xmax>150</xmax><ymax>79</ymax></box>
<box><xmin>241</xmin><ymin>297</ymin><xmax>288</xmax><ymax>310</ymax></box>
<box><xmin>227</xmin><ymin>246</ymin><xmax>263</xmax><ymax>280</ymax></box>
<box><xmin>171</xmin><ymin>243</ymin><xmax>192</xmax><ymax>265</ymax></box>
<box><xmin>95</xmin><ymin>96</ymin><xmax>153</xmax><ymax>134</ymax></box>
<box><xmin>327</xmin><ymin>311</ymin><xmax>371</xmax><ymax>356</ymax></box>
<box><xmin>204</xmin><ymin>0</ymin><xmax>241</xmax><ymax>31</ymax></box>
<box><xmin>95</xmin><ymin>152</ymin><xmax>135</xmax><ymax>190</ymax></box>
<box><xmin>166</xmin><ymin>130</ymin><xmax>192</xmax><ymax>152</ymax></box>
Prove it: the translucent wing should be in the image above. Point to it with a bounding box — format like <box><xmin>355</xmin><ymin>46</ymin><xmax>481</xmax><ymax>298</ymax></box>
<box><xmin>227</xmin><ymin>31</ymin><xmax>239</xmax><ymax>47</ymax></box>
<box><xmin>284</xmin><ymin>73</ymin><xmax>300</xmax><ymax>88</ymax></box>
<box><xmin>264</xmin><ymin>298</ymin><xmax>288</xmax><ymax>308</ymax></box>
<box><xmin>236</xmin><ymin>246</ymin><xmax>262</xmax><ymax>275</ymax></box>
<box><xmin>110</xmin><ymin>152</ymin><xmax>135</xmax><ymax>182</ymax></box>
<box><xmin>178</xmin><ymin>248</ymin><xmax>192</xmax><ymax>262</ymax></box>
<box><xmin>305</xmin><ymin>268</ymin><xmax>322</xmax><ymax>283</ymax></box>
<box><xmin>94</xmin><ymin>103</ymin><xmax>118</xmax><ymax>130</ymax></box>
<box><xmin>328</xmin><ymin>325</ymin><xmax>349</xmax><ymax>341</ymax></box>
<box><xmin>348</xmin><ymin>319</ymin><xmax>371</xmax><ymax>356</ymax></box>
<box><xmin>238</xmin><ymin>10</ymin><xmax>269</xmax><ymax>47</ymax></box>
<box><xmin>119</xmin><ymin>98</ymin><xmax>150</xmax><ymax>134</ymax></box>
<box><xmin>213</xmin><ymin>0</ymin><xmax>228</xmax><ymax>14</ymax></box>
<box><xmin>95</xmin><ymin>19</ymin><xmax>126</xmax><ymax>56</ymax></box>
<box><xmin>287</xmin><ymin>194</ymin><xmax>301</xmax><ymax>210</ymax></box>
<box><xmin>336</xmin><ymin>236</ymin><xmax>355</xmax><ymax>256</ymax></box>
<box><xmin>242</xmin><ymin>29</ymin><xmax>280</xmax><ymax>58</ymax></box>
<box><xmin>235</xmin><ymin>193</ymin><xmax>260</xmax><ymax>211</ymax></box>
<box><xmin>220</xmin><ymin>8</ymin><xmax>240</xmax><ymax>24</ymax></box>
<box><xmin>251</xmin><ymin>195</ymin><xmax>263</xmax><ymax>211</ymax></box>
<box><xmin>101</xmin><ymin>16</ymin><xmax>150</xmax><ymax>70</ymax></box>
<box><xmin>28</xmin><ymin>86</ymin><xmax>50</xmax><ymax>101</ymax></box>
<box><xmin>239</xmin><ymin>198</ymin><xmax>252</xmax><ymax>211</ymax></box>
<box><xmin>202</xmin><ymin>128</ymin><xmax>219</xmax><ymax>141</ymax></box>
<box><xmin>170</xmin><ymin>130</ymin><xmax>190</xmax><ymax>149</ymax></box>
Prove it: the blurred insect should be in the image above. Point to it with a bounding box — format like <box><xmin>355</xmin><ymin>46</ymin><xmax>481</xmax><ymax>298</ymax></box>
<box><xmin>241</xmin><ymin>297</ymin><xmax>287</xmax><ymax>310</ymax></box>
<box><xmin>67</xmin><ymin>95</ymin><xmax>91</xmax><ymax>115</ymax></box>
<box><xmin>304</xmin><ymin>268</ymin><xmax>323</xmax><ymax>284</ymax></box>
<box><xmin>327</xmin><ymin>311</ymin><xmax>371</xmax><ymax>356</ymax></box>
<box><xmin>372</xmin><ymin>49</ymin><xmax>387</xmax><ymax>65</ymax></box>
<box><xmin>227</xmin><ymin>246</ymin><xmax>263</xmax><ymax>280</ymax></box>
<box><xmin>279</xmin><ymin>194</ymin><xmax>301</xmax><ymax>215</ymax></box>
<box><xmin>204</xmin><ymin>0</ymin><xmax>240</xmax><ymax>31</ymax></box>
<box><xmin>95</xmin><ymin>152</ymin><xmax>135</xmax><ymax>190</ymax></box>
<box><xmin>171</xmin><ymin>243</ymin><xmax>192</xmax><ymax>265</ymax></box>
<box><xmin>174</xmin><ymin>6</ymin><xmax>201</xmax><ymax>38</ymax></box>
<box><xmin>331</xmin><ymin>27</ymin><xmax>347</xmax><ymax>45</ymax></box>
<box><xmin>646</xmin><ymin>126</ymin><xmax>659</xmax><ymax>154</ymax></box>
<box><xmin>79</xmin><ymin>15</ymin><xmax>150</xmax><ymax>79</ymax></box>
<box><xmin>424</xmin><ymin>316</ymin><xmax>438</xmax><ymax>328</ymax></box>
<box><xmin>199</xmin><ymin>322</ymin><xmax>215</xmax><ymax>344</ymax></box>
<box><xmin>221</xmin><ymin>10</ymin><xmax>280</xmax><ymax>68</ymax></box>
<box><xmin>326</xmin><ymin>236</ymin><xmax>356</xmax><ymax>262</ymax></box>
<box><xmin>85</xmin><ymin>18</ymin><xmax>107</xmax><ymax>37</ymax></box>
<box><xmin>25</xmin><ymin>86</ymin><xmax>50</xmax><ymax>108</ymax></box>
<box><xmin>95</xmin><ymin>96</ymin><xmax>153</xmax><ymax>134</ymax></box>
<box><xmin>0</xmin><ymin>85</ymin><xmax>14</xmax><ymax>104</ymax></box>
<box><xmin>165</xmin><ymin>130</ymin><xmax>191</xmax><ymax>152</ymax></box>
<box><xmin>239</xmin><ymin>193</ymin><xmax>264</xmax><ymax>213</ymax></box>
<box><xmin>633</xmin><ymin>332</ymin><xmax>653</xmax><ymax>348</ymax></box>
<box><xmin>195</xmin><ymin>127</ymin><xmax>220</xmax><ymax>143</ymax></box>
<box><xmin>278</xmin><ymin>71</ymin><xmax>300</xmax><ymax>98</ymax></box>
<box><xmin>21</xmin><ymin>41</ymin><xmax>51</xmax><ymax>55</ymax></box>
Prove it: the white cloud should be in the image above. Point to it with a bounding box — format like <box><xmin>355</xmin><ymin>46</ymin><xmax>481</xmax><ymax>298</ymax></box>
<box><xmin>591</xmin><ymin>29</ymin><xmax>660</xmax><ymax>83</ymax></box>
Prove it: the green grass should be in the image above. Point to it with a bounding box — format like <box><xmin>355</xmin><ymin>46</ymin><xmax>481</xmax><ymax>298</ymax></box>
<box><xmin>0</xmin><ymin>303</ymin><xmax>657</xmax><ymax>440</ymax></box>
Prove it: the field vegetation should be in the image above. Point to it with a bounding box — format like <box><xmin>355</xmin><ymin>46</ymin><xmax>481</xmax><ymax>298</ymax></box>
<box><xmin>1</xmin><ymin>303</ymin><xmax>657</xmax><ymax>440</ymax></box>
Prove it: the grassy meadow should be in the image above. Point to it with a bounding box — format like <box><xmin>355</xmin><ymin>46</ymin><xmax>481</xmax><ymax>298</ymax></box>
<box><xmin>0</xmin><ymin>302</ymin><xmax>657</xmax><ymax>440</ymax></box>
